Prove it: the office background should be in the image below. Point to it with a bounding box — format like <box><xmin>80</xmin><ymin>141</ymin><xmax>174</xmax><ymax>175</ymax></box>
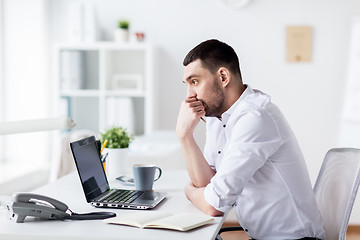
<box><xmin>1</xmin><ymin>0</ymin><xmax>360</xmax><ymax>223</ymax></box>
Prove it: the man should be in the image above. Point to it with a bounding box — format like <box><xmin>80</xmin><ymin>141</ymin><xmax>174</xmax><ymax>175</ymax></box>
<box><xmin>176</xmin><ymin>39</ymin><xmax>325</xmax><ymax>240</ymax></box>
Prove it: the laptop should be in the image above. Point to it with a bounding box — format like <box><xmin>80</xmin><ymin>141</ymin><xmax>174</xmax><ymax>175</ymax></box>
<box><xmin>70</xmin><ymin>136</ymin><xmax>167</xmax><ymax>210</ymax></box>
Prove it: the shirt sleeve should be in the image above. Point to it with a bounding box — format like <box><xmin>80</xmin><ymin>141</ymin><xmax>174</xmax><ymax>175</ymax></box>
<box><xmin>204</xmin><ymin>108</ymin><xmax>282</xmax><ymax>212</ymax></box>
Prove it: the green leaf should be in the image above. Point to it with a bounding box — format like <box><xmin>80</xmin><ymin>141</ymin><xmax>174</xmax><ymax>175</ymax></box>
<box><xmin>100</xmin><ymin>126</ymin><xmax>134</xmax><ymax>149</ymax></box>
<box><xmin>118</xmin><ymin>20</ymin><xmax>129</xmax><ymax>29</ymax></box>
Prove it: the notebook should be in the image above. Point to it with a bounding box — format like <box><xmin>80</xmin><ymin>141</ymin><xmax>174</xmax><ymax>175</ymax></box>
<box><xmin>70</xmin><ymin>136</ymin><xmax>167</xmax><ymax>210</ymax></box>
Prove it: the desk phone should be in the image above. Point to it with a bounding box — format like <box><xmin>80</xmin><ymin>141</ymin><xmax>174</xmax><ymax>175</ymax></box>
<box><xmin>2</xmin><ymin>193</ymin><xmax>115</xmax><ymax>223</ymax></box>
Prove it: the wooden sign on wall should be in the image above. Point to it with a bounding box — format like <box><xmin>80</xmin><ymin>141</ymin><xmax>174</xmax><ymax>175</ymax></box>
<box><xmin>286</xmin><ymin>26</ymin><xmax>313</xmax><ymax>62</ymax></box>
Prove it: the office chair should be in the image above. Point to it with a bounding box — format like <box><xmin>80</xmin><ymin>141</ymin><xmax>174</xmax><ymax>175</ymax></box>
<box><xmin>216</xmin><ymin>148</ymin><xmax>360</xmax><ymax>240</ymax></box>
<box><xmin>314</xmin><ymin>148</ymin><xmax>360</xmax><ymax>240</ymax></box>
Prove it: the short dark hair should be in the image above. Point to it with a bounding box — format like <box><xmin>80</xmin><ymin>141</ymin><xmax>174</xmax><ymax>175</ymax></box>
<box><xmin>183</xmin><ymin>39</ymin><xmax>242</xmax><ymax>80</ymax></box>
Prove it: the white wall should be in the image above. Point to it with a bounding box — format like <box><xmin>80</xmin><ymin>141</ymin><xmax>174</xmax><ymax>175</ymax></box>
<box><xmin>48</xmin><ymin>0</ymin><xmax>360</xmax><ymax>223</ymax></box>
<box><xmin>1</xmin><ymin>0</ymin><xmax>50</xmax><ymax>168</ymax></box>
<box><xmin>0</xmin><ymin>0</ymin><xmax>4</xmax><ymax>163</ymax></box>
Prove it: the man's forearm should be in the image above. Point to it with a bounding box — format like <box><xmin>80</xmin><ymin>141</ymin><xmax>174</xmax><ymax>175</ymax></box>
<box><xmin>179</xmin><ymin>135</ymin><xmax>215</xmax><ymax>187</ymax></box>
<box><xmin>176</xmin><ymin>97</ymin><xmax>215</xmax><ymax>187</ymax></box>
<box><xmin>185</xmin><ymin>182</ymin><xmax>223</xmax><ymax>217</ymax></box>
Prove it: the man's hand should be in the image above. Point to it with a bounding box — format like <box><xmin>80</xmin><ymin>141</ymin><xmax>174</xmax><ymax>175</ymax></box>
<box><xmin>176</xmin><ymin>97</ymin><xmax>205</xmax><ymax>140</ymax></box>
<box><xmin>176</xmin><ymin>97</ymin><xmax>214</xmax><ymax>187</ymax></box>
<box><xmin>185</xmin><ymin>182</ymin><xmax>224</xmax><ymax>217</ymax></box>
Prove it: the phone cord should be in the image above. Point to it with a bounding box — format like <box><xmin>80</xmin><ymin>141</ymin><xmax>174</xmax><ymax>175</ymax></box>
<box><xmin>64</xmin><ymin>209</ymin><xmax>116</xmax><ymax>220</ymax></box>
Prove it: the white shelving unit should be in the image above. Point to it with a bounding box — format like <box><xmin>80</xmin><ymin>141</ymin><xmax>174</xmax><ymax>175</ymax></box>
<box><xmin>52</xmin><ymin>42</ymin><xmax>155</xmax><ymax>136</ymax></box>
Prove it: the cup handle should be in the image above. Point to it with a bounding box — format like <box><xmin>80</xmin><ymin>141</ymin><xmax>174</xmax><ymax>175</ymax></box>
<box><xmin>154</xmin><ymin>167</ymin><xmax>162</xmax><ymax>182</ymax></box>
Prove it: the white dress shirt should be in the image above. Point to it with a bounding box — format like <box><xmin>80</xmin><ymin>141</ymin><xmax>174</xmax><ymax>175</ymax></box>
<box><xmin>203</xmin><ymin>85</ymin><xmax>325</xmax><ymax>240</ymax></box>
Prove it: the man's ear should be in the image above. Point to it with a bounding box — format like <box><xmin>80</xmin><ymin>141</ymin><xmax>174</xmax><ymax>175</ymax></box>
<box><xmin>218</xmin><ymin>67</ymin><xmax>231</xmax><ymax>87</ymax></box>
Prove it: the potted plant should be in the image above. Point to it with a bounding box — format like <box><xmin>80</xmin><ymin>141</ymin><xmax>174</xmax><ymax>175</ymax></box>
<box><xmin>118</xmin><ymin>20</ymin><xmax>129</xmax><ymax>30</ymax></box>
<box><xmin>114</xmin><ymin>20</ymin><xmax>130</xmax><ymax>42</ymax></box>
<box><xmin>100</xmin><ymin>126</ymin><xmax>134</xmax><ymax>182</ymax></box>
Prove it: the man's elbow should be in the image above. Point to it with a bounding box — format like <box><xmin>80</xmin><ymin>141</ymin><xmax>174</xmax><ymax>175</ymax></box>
<box><xmin>206</xmin><ymin>205</ymin><xmax>224</xmax><ymax>217</ymax></box>
<box><xmin>192</xmin><ymin>178</ymin><xmax>210</xmax><ymax>188</ymax></box>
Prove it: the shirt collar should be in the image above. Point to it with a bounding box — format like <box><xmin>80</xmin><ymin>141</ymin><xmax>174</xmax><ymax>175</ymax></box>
<box><xmin>220</xmin><ymin>84</ymin><xmax>253</xmax><ymax>122</ymax></box>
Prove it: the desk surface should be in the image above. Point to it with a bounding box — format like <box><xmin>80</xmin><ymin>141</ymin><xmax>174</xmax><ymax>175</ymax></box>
<box><xmin>0</xmin><ymin>169</ymin><xmax>225</xmax><ymax>240</ymax></box>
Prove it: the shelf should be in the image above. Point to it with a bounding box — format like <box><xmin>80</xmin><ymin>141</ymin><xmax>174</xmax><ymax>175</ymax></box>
<box><xmin>55</xmin><ymin>41</ymin><xmax>152</xmax><ymax>51</ymax></box>
<box><xmin>104</xmin><ymin>90</ymin><xmax>146</xmax><ymax>97</ymax></box>
<box><xmin>54</xmin><ymin>42</ymin><xmax>155</xmax><ymax>135</ymax></box>
<box><xmin>60</xmin><ymin>90</ymin><xmax>146</xmax><ymax>98</ymax></box>
<box><xmin>60</xmin><ymin>89</ymin><xmax>100</xmax><ymax>97</ymax></box>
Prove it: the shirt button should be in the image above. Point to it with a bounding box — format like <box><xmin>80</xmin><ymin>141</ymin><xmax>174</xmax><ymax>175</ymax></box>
<box><xmin>245</xmin><ymin>229</ymin><xmax>248</xmax><ymax>232</ymax></box>
<box><xmin>223</xmin><ymin>124</ymin><xmax>226</xmax><ymax>128</ymax></box>
<box><xmin>218</xmin><ymin>151</ymin><xmax>221</xmax><ymax>154</ymax></box>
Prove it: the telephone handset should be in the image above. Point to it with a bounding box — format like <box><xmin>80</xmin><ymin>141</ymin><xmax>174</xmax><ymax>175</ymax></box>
<box><xmin>3</xmin><ymin>193</ymin><xmax>116</xmax><ymax>223</ymax></box>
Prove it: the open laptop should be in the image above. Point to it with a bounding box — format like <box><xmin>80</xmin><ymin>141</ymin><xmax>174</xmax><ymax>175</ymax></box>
<box><xmin>70</xmin><ymin>136</ymin><xmax>167</xmax><ymax>210</ymax></box>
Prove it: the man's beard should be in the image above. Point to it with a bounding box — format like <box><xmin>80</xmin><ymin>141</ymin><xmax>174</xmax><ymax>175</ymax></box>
<box><xmin>199</xmin><ymin>80</ymin><xmax>225</xmax><ymax>118</ymax></box>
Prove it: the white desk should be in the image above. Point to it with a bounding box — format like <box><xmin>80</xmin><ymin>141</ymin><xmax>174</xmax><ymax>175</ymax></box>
<box><xmin>0</xmin><ymin>170</ymin><xmax>225</xmax><ymax>240</ymax></box>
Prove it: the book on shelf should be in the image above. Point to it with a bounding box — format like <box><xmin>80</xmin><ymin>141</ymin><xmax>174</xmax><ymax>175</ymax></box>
<box><xmin>104</xmin><ymin>211</ymin><xmax>214</xmax><ymax>232</ymax></box>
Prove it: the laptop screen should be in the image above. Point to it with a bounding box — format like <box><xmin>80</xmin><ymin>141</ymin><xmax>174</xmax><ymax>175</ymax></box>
<box><xmin>70</xmin><ymin>136</ymin><xmax>109</xmax><ymax>202</ymax></box>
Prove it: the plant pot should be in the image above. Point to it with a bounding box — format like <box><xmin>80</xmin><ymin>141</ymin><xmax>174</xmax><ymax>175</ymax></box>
<box><xmin>103</xmin><ymin>148</ymin><xmax>129</xmax><ymax>183</ymax></box>
<box><xmin>114</xmin><ymin>28</ymin><xmax>129</xmax><ymax>42</ymax></box>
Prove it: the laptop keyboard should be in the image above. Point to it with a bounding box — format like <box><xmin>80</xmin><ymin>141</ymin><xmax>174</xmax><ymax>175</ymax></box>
<box><xmin>102</xmin><ymin>190</ymin><xmax>143</xmax><ymax>204</ymax></box>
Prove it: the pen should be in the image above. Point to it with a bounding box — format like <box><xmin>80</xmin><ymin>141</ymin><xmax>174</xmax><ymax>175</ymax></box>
<box><xmin>100</xmin><ymin>140</ymin><xmax>108</xmax><ymax>154</ymax></box>
<box><xmin>101</xmin><ymin>152</ymin><xmax>108</xmax><ymax>174</ymax></box>
<box><xmin>101</xmin><ymin>152</ymin><xmax>109</xmax><ymax>162</ymax></box>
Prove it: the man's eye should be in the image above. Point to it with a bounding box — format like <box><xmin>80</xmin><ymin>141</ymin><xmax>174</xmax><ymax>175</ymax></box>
<box><xmin>192</xmin><ymin>80</ymin><xmax>198</xmax><ymax>84</ymax></box>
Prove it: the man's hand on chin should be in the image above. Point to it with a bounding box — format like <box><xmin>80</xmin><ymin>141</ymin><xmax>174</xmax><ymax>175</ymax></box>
<box><xmin>176</xmin><ymin>97</ymin><xmax>205</xmax><ymax>140</ymax></box>
<box><xmin>185</xmin><ymin>182</ymin><xmax>224</xmax><ymax>217</ymax></box>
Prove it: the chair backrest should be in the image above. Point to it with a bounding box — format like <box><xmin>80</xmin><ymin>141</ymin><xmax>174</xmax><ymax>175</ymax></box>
<box><xmin>313</xmin><ymin>148</ymin><xmax>360</xmax><ymax>240</ymax></box>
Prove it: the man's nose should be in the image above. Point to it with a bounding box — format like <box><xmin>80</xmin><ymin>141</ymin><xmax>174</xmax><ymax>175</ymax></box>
<box><xmin>187</xmin><ymin>87</ymin><xmax>196</xmax><ymax>99</ymax></box>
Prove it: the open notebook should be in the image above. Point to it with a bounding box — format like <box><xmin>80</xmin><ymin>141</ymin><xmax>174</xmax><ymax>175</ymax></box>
<box><xmin>104</xmin><ymin>211</ymin><xmax>214</xmax><ymax>231</ymax></box>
